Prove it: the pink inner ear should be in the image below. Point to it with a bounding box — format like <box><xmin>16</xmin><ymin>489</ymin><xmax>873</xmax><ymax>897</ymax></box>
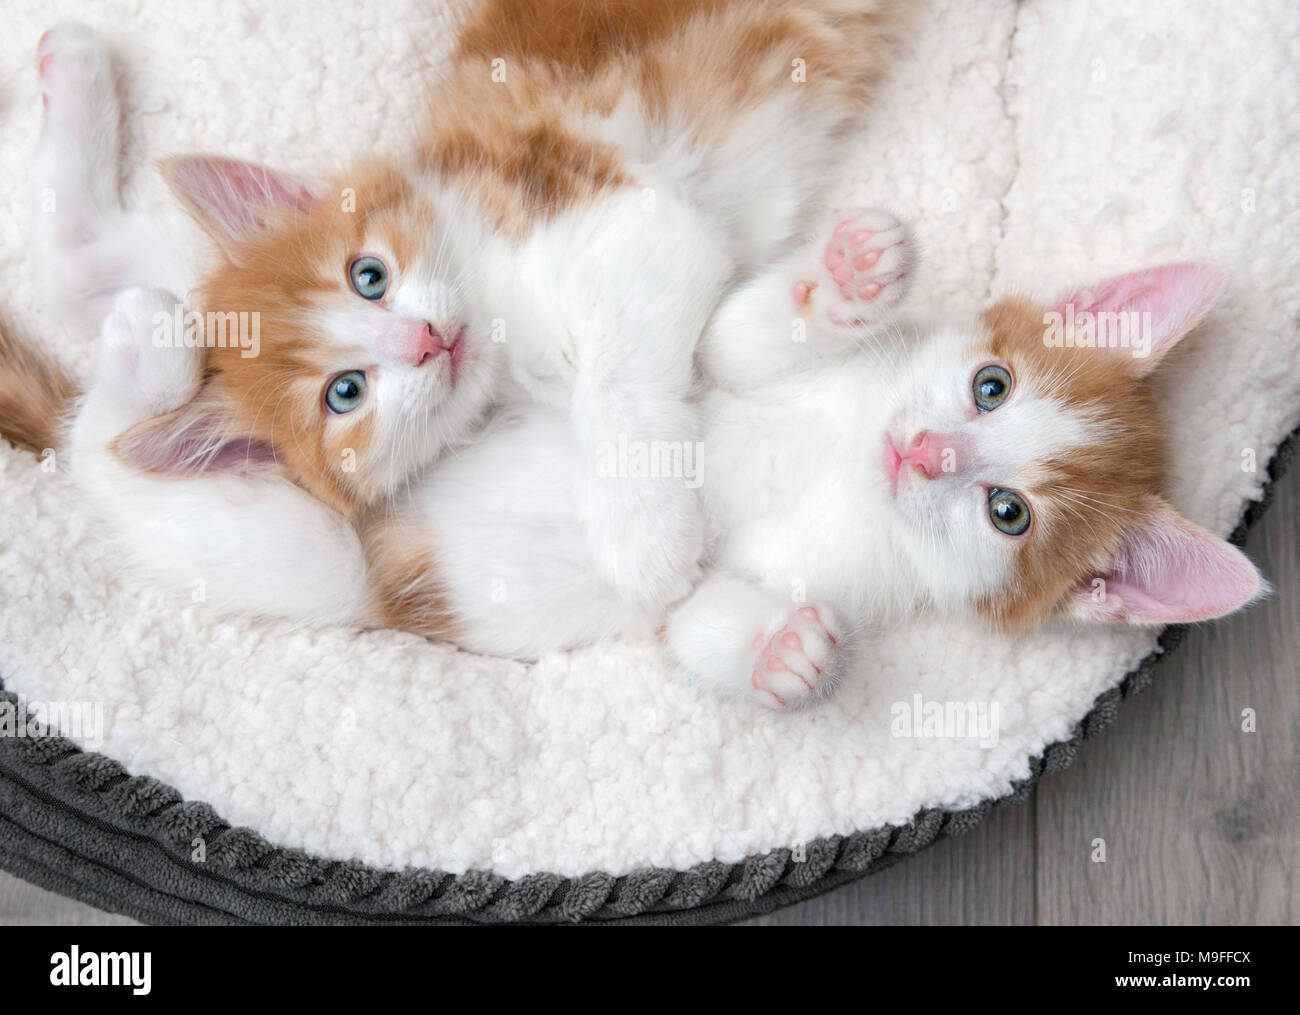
<box><xmin>164</xmin><ymin>157</ymin><xmax>317</xmax><ymax>250</ymax></box>
<box><xmin>1096</xmin><ymin>504</ymin><xmax>1262</xmax><ymax>624</ymax></box>
<box><xmin>203</xmin><ymin>438</ymin><xmax>279</xmax><ymax>472</ymax></box>
<box><xmin>117</xmin><ymin>407</ymin><xmax>278</xmax><ymax>476</ymax></box>
<box><xmin>1055</xmin><ymin>263</ymin><xmax>1227</xmax><ymax>367</ymax></box>
<box><xmin>222</xmin><ymin>165</ymin><xmax>316</xmax><ymax>217</ymax></box>
<box><xmin>1069</xmin><ymin>272</ymin><xmax>1164</xmax><ymax>319</ymax></box>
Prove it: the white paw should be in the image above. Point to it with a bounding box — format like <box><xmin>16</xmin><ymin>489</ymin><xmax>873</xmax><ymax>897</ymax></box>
<box><xmin>795</xmin><ymin>208</ymin><xmax>912</xmax><ymax>327</ymax></box>
<box><xmin>751</xmin><ymin>604</ymin><xmax>847</xmax><ymax>710</ymax></box>
<box><xmin>33</xmin><ymin>22</ymin><xmax>121</xmax><ymax>281</ymax></box>
<box><xmin>37</xmin><ymin>23</ymin><xmax>115</xmax><ymax>135</ymax></box>
<box><xmin>585</xmin><ymin>480</ymin><xmax>704</xmax><ymax>610</ymax></box>
<box><xmin>99</xmin><ymin>287</ymin><xmax>202</xmax><ymax>415</ymax></box>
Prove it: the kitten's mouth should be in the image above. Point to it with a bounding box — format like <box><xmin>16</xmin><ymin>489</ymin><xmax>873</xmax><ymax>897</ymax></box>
<box><xmin>444</xmin><ymin>325</ymin><xmax>468</xmax><ymax>384</ymax></box>
<box><xmin>882</xmin><ymin>433</ymin><xmax>902</xmax><ymax>495</ymax></box>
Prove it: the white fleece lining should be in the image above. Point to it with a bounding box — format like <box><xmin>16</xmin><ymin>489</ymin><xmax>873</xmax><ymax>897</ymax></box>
<box><xmin>0</xmin><ymin>0</ymin><xmax>1296</xmax><ymax>880</ymax></box>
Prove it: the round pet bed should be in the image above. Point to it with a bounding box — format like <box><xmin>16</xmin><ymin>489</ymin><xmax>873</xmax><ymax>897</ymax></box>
<box><xmin>1</xmin><ymin>1</ymin><xmax>1297</xmax><ymax>924</ymax></box>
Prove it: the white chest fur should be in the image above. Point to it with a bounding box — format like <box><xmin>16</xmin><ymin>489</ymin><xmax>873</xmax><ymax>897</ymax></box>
<box><xmin>701</xmin><ymin>358</ymin><xmax>920</xmax><ymax>620</ymax></box>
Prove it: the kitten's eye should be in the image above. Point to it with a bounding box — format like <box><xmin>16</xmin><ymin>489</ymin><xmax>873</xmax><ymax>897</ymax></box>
<box><xmin>973</xmin><ymin>364</ymin><xmax>1013</xmax><ymax>412</ymax></box>
<box><xmin>349</xmin><ymin>256</ymin><xmax>389</xmax><ymax>301</ymax></box>
<box><xmin>988</xmin><ymin>487</ymin><xmax>1031</xmax><ymax>536</ymax></box>
<box><xmin>325</xmin><ymin>370</ymin><xmax>367</xmax><ymax>414</ymax></box>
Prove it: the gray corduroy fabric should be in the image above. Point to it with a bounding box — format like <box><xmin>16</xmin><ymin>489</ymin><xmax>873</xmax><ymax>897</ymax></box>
<box><xmin>0</xmin><ymin>433</ymin><xmax>1290</xmax><ymax>925</ymax></box>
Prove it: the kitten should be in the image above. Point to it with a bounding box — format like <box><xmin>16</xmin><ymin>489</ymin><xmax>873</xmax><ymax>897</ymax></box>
<box><xmin>19</xmin><ymin>2</ymin><xmax>908</xmax><ymax>623</ymax></box>
<box><xmin>669</xmin><ymin>226</ymin><xmax>1267</xmax><ymax>706</ymax></box>
<box><xmin>359</xmin><ymin>213</ymin><xmax>1266</xmax><ymax>706</ymax></box>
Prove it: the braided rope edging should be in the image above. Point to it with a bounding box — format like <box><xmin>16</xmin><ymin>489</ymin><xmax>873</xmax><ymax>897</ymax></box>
<box><xmin>0</xmin><ymin>429</ymin><xmax>1293</xmax><ymax>924</ymax></box>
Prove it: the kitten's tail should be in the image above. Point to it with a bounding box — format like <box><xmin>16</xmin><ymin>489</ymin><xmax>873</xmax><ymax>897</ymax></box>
<box><xmin>0</xmin><ymin>320</ymin><xmax>78</xmax><ymax>457</ymax></box>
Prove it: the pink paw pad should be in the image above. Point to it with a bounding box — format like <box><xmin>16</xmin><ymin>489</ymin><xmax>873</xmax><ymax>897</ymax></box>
<box><xmin>795</xmin><ymin>209</ymin><xmax>911</xmax><ymax>327</ymax></box>
<box><xmin>826</xmin><ymin>214</ymin><xmax>905</xmax><ymax>302</ymax></box>
<box><xmin>750</xmin><ymin>604</ymin><xmax>847</xmax><ymax>710</ymax></box>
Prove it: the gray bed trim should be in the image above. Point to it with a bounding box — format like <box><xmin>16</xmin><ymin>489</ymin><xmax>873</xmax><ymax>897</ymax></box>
<box><xmin>0</xmin><ymin>431</ymin><xmax>1292</xmax><ymax>925</ymax></box>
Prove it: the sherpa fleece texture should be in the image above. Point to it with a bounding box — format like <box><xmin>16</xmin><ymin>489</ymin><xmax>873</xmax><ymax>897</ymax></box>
<box><xmin>0</xmin><ymin>0</ymin><xmax>1296</xmax><ymax>880</ymax></box>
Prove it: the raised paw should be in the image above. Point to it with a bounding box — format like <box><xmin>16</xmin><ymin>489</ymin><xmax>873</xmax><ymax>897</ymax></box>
<box><xmin>98</xmin><ymin>287</ymin><xmax>202</xmax><ymax>416</ymax></box>
<box><xmin>751</xmin><ymin>604</ymin><xmax>847</xmax><ymax>710</ymax></box>
<box><xmin>793</xmin><ymin>208</ymin><xmax>912</xmax><ymax>327</ymax></box>
<box><xmin>37</xmin><ymin>23</ymin><xmax>114</xmax><ymax>119</ymax></box>
<box><xmin>32</xmin><ymin>22</ymin><xmax>121</xmax><ymax>265</ymax></box>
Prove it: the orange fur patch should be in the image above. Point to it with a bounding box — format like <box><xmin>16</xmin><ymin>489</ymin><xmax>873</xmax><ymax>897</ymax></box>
<box><xmin>978</xmin><ymin>298</ymin><xmax>1168</xmax><ymax>626</ymax></box>
<box><xmin>359</xmin><ymin>509</ymin><xmax>457</xmax><ymax>638</ymax></box>
<box><xmin>426</xmin><ymin>0</ymin><xmax>902</xmax><ymax>232</ymax></box>
<box><xmin>0</xmin><ymin>319</ymin><xmax>75</xmax><ymax>457</ymax></box>
<box><xmin>194</xmin><ymin>161</ymin><xmax>436</xmax><ymax>519</ymax></box>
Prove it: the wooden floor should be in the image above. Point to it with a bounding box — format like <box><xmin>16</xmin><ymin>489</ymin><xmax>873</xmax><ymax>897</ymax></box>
<box><xmin>2</xmin><ymin>464</ymin><xmax>1296</xmax><ymax>926</ymax></box>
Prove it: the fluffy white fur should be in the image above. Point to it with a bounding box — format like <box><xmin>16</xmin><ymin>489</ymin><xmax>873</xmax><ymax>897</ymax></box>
<box><xmin>0</xmin><ymin>0</ymin><xmax>1296</xmax><ymax>879</ymax></box>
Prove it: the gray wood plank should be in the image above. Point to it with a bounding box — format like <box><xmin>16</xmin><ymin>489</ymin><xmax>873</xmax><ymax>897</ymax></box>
<box><xmin>742</xmin><ymin>794</ymin><xmax>1037</xmax><ymax>925</ymax></box>
<box><xmin>1036</xmin><ymin>462</ymin><xmax>1300</xmax><ymax>925</ymax></box>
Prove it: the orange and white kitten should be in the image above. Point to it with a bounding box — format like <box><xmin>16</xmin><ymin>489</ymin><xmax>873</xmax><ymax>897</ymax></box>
<box><xmin>24</xmin><ymin>2</ymin><xmax>907</xmax><ymax>619</ymax></box>
<box><xmin>365</xmin><ymin>218</ymin><xmax>1266</xmax><ymax>705</ymax></box>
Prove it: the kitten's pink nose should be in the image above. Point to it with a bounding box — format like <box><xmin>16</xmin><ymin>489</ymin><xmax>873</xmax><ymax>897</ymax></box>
<box><xmin>900</xmin><ymin>431</ymin><xmax>947</xmax><ymax>479</ymax></box>
<box><xmin>393</xmin><ymin>321</ymin><xmax>456</xmax><ymax>368</ymax></box>
<box><xmin>414</xmin><ymin>323</ymin><xmax>447</xmax><ymax>366</ymax></box>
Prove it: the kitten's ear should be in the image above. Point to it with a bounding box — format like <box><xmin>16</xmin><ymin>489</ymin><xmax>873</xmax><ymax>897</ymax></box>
<box><xmin>160</xmin><ymin>156</ymin><xmax>320</xmax><ymax>260</ymax></box>
<box><xmin>1066</xmin><ymin>496</ymin><xmax>1265</xmax><ymax>625</ymax></box>
<box><xmin>113</xmin><ymin>392</ymin><xmax>280</xmax><ymax>476</ymax></box>
<box><xmin>1052</xmin><ymin>263</ymin><xmax>1228</xmax><ymax>376</ymax></box>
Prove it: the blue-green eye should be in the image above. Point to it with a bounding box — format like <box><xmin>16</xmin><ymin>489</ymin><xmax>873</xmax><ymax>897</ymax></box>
<box><xmin>988</xmin><ymin>487</ymin><xmax>1031</xmax><ymax>536</ymax></box>
<box><xmin>325</xmin><ymin>370</ymin><xmax>367</xmax><ymax>414</ymax></box>
<box><xmin>349</xmin><ymin>256</ymin><xmax>388</xmax><ymax>300</ymax></box>
<box><xmin>973</xmin><ymin>364</ymin><xmax>1012</xmax><ymax>412</ymax></box>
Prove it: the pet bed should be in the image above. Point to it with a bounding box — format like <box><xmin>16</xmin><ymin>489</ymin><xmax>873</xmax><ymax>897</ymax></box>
<box><xmin>1</xmin><ymin>0</ymin><xmax>1297</xmax><ymax>924</ymax></box>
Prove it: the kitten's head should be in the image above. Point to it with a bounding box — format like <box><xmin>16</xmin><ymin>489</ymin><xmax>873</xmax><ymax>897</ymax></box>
<box><xmin>115</xmin><ymin>157</ymin><xmax>499</xmax><ymax>518</ymax></box>
<box><xmin>883</xmin><ymin>263</ymin><xmax>1265</xmax><ymax>626</ymax></box>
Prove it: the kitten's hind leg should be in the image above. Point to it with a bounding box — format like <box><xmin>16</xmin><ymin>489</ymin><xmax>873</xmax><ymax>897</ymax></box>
<box><xmin>31</xmin><ymin>23</ymin><xmax>132</xmax><ymax>329</ymax></box>
<box><xmin>665</xmin><ymin>574</ymin><xmax>849</xmax><ymax>710</ymax></box>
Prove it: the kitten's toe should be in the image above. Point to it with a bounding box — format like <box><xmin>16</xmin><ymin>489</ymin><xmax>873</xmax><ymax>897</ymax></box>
<box><xmin>751</xmin><ymin>604</ymin><xmax>847</xmax><ymax>710</ymax></box>
<box><xmin>37</xmin><ymin>23</ymin><xmax>113</xmax><ymax>115</ymax></box>
<box><xmin>795</xmin><ymin>208</ymin><xmax>912</xmax><ymax>327</ymax></box>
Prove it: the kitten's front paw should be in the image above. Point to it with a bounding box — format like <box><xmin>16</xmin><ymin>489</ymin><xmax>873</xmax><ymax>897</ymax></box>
<box><xmin>794</xmin><ymin>208</ymin><xmax>912</xmax><ymax>327</ymax></box>
<box><xmin>751</xmin><ymin>604</ymin><xmax>847</xmax><ymax>710</ymax></box>
<box><xmin>37</xmin><ymin>23</ymin><xmax>114</xmax><ymax>132</ymax></box>
<box><xmin>586</xmin><ymin>482</ymin><xmax>704</xmax><ymax>610</ymax></box>
<box><xmin>100</xmin><ymin>287</ymin><xmax>202</xmax><ymax>415</ymax></box>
